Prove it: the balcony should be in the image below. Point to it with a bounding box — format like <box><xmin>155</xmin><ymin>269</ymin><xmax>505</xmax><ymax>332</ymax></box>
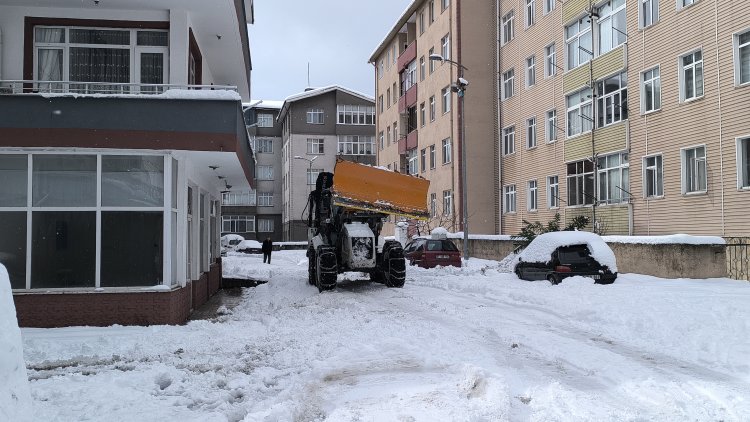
<box><xmin>397</xmin><ymin>41</ymin><xmax>417</xmax><ymax>72</ymax></box>
<box><xmin>398</xmin><ymin>84</ymin><xmax>418</xmax><ymax>114</ymax></box>
<box><xmin>398</xmin><ymin>130</ymin><xmax>418</xmax><ymax>154</ymax></box>
<box><xmin>0</xmin><ymin>80</ymin><xmax>239</xmax><ymax>96</ymax></box>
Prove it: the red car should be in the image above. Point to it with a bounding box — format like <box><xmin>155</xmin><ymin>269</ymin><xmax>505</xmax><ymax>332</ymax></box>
<box><xmin>403</xmin><ymin>238</ymin><xmax>462</xmax><ymax>268</ymax></box>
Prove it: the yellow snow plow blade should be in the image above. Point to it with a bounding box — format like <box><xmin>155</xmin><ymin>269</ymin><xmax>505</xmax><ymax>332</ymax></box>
<box><xmin>332</xmin><ymin>160</ymin><xmax>430</xmax><ymax>219</ymax></box>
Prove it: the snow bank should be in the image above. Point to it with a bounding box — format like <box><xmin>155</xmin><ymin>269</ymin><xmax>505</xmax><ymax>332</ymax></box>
<box><xmin>603</xmin><ymin>234</ymin><xmax>726</xmax><ymax>245</ymax></box>
<box><xmin>0</xmin><ymin>265</ymin><xmax>32</xmax><ymax>422</ymax></box>
<box><xmin>512</xmin><ymin>231</ymin><xmax>618</xmax><ymax>272</ymax></box>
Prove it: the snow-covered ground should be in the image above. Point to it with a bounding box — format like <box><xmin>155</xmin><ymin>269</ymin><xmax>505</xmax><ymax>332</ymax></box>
<box><xmin>21</xmin><ymin>251</ymin><xmax>750</xmax><ymax>421</ymax></box>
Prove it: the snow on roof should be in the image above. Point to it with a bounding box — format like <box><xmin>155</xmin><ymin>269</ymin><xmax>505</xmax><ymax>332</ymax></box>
<box><xmin>277</xmin><ymin>85</ymin><xmax>374</xmax><ymax>120</ymax></box>
<box><xmin>41</xmin><ymin>89</ymin><xmax>242</xmax><ymax>101</ymax></box>
<box><xmin>369</xmin><ymin>0</ymin><xmax>421</xmax><ymax>63</ymax></box>
<box><xmin>603</xmin><ymin>234</ymin><xmax>726</xmax><ymax>245</ymax></box>
<box><xmin>245</xmin><ymin>99</ymin><xmax>284</xmax><ymax>109</ymax></box>
<box><xmin>237</xmin><ymin>240</ymin><xmax>262</xmax><ymax>249</ymax></box>
<box><xmin>513</xmin><ymin>231</ymin><xmax>618</xmax><ymax>272</ymax></box>
<box><xmin>221</xmin><ymin>234</ymin><xmax>245</xmax><ymax>241</ymax></box>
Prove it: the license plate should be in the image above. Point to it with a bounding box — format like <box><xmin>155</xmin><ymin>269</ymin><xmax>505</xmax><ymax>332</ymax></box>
<box><xmin>437</xmin><ymin>255</ymin><xmax>449</xmax><ymax>259</ymax></box>
<box><xmin>590</xmin><ymin>274</ymin><xmax>600</xmax><ymax>279</ymax></box>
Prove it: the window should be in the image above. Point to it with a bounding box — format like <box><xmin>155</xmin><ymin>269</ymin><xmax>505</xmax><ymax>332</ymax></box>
<box><xmin>307</xmin><ymin>108</ymin><xmax>324</xmax><ymax>124</ymax></box>
<box><xmin>528</xmin><ymin>180</ymin><xmax>538</xmax><ymax>211</ymax></box>
<box><xmin>407</xmin><ymin>149</ymin><xmax>418</xmax><ymax>175</ymax></box>
<box><xmin>503</xmin><ymin>185</ymin><xmax>517</xmax><ymax>213</ymax></box>
<box><xmin>402</xmin><ymin>60</ymin><xmax>417</xmax><ymax>95</ymax></box>
<box><xmin>378</xmin><ymin>60</ymin><xmax>384</xmax><ymax>79</ymax></box>
<box><xmin>597</xmin><ymin>153</ymin><xmax>629</xmax><ymax>204</ymax></box>
<box><xmin>429</xmin><ymin>0</ymin><xmax>435</xmax><ymax>23</ymax></box>
<box><xmin>420</xmin><ymin>56</ymin><xmax>426</xmax><ymax>81</ymax></box>
<box><xmin>256</xmin><ymin>165</ymin><xmax>273</xmax><ymax>180</ymax></box>
<box><xmin>642</xmin><ymin>67</ymin><xmax>661</xmax><ymax>113</ymax></box>
<box><xmin>566</xmin><ymin>18</ymin><xmax>592</xmax><ymax>70</ymax></box>
<box><xmin>442</xmin><ymin>138</ymin><xmax>452</xmax><ymax>164</ymax></box>
<box><xmin>544</xmin><ymin>0</ymin><xmax>556</xmax><ymax>14</ymax></box>
<box><xmin>547</xmin><ymin>175</ymin><xmax>559</xmax><ymax>208</ymax></box>
<box><xmin>679</xmin><ymin>0</ymin><xmax>696</xmax><ymax>9</ymax></box>
<box><xmin>680</xmin><ymin>50</ymin><xmax>704</xmax><ymax>101</ymax></box>
<box><xmin>307</xmin><ymin>138</ymin><xmax>324</xmax><ymax>154</ymax></box>
<box><xmin>430</xmin><ymin>145</ymin><xmax>436</xmax><ymax>169</ymax></box>
<box><xmin>258</xmin><ymin>192</ymin><xmax>273</xmax><ymax>207</ymax></box>
<box><xmin>393</xmin><ymin>82</ymin><xmax>398</xmax><ymax>104</ymax></box>
<box><xmin>430</xmin><ymin>193</ymin><xmax>437</xmax><ymax>217</ymax></box>
<box><xmin>682</xmin><ymin>146</ymin><xmax>707</xmax><ymax>193</ymax></box>
<box><xmin>596</xmin><ymin>72</ymin><xmax>628</xmax><ymax>128</ymax></box>
<box><xmin>441</xmin><ymin>86</ymin><xmax>451</xmax><ymax>114</ymax></box>
<box><xmin>546</xmin><ymin>110</ymin><xmax>557</xmax><ymax>142</ymax></box>
<box><xmin>32</xmin><ymin>27</ymin><xmax>169</xmax><ymax>93</ymax></box>
<box><xmin>420</xmin><ymin>149</ymin><xmax>427</xmax><ymax>172</ymax></box>
<box><xmin>420</xmin><ymin>102</ymin><xmax>426</xmax><ymax>127</ymax></box>
<box><xmin>338</xmin><ymin>135</ymin><xmax>374</xmax><ymax>155</ymax></box>
<box><xmin>501</xmin><ymin>11</ymin><xmax>515</xmax><ymax>45</ymax></box>
<box><xmin>567</xmin><ymin>160</ymin><xmax>595</xmax><ymax>206</ymax></box>
<box><xmin>737</xmin><ymin>137</ymin><xmax>750</xmax><ymax>188</ymax></box>
<box><xmin>379</xmin><ymin>131</ymin><xmax>384</xmax><ymax>150</ymax></box>
<box><xmin>258</xmin><ymin>219</ymin><xmax>274</xmax><ymax>233</ymax></box>
<box><xmin>387</xmin><ymin>88</ymin><xmax>391</xmax><ymax>107</ymax></box>
<box><xmin>222</xmin><ymin>191</ymin><xmax>255</xmax><ymax>206</ymax></box>
<box><xmin>443</xmin><ymin>190</ymin><xmax>453</xmax><ymax>216</ymax></box>
<box><xmin>527</xmin><ymin>117</ymin><xmax>537</xmax><ymax>148</ymax></box>
<box><xmin>378</xmin><ymin>95</ymin><xmax>384</xmax><ymax>113</ymax></box>
<box><xmin>525</xmin><ymin>0</ymin><xmax>536</xmax><ymax>27</ymax></box>
<box><xmin>567</xmin><ymin>87</ymin><xmax>593</xmax><ymax>137</ymax></box>
<box><xmin>597</xmin><ymin>0</ymin><xmax>627</xmax><ymax>55</ymax></box>
<box><xmin>430</xmin><ymin>96</ymin><xmax>436</xmax><ymax>121</ymax></box>
<box><xmin>442</xmin><ymin>0</ymin><xmax>450</xmax><ymax>11</ymax></box>
<box><xmin>734</xmin><ymin>30</ymin><xmax>750</xmax><ymax>86</ymax></box>
<box><xmin>419</xmin><ymin>12</ymin><xmax>425</xmax><ymax>34</ymax></box>
<box><xmin>545</xmin><ymin>44</ymin><xmax>556</xmax><ymax>77</ymax></box>
<box><xmin>441</xmin><ymin>34</ymin><xmax>451</xmax><ymax>60</ymax></box>
<box><xmin>429</xmin><ymin>48</ymin><xmax>436</xmax><ymax>73</ymax></box>
<box><xmin>386</xmin><ymin>126</ymin><xmax>391</xmax><ymax>146</ymax></box>
<box><xmin>641</xmin><ymin>0</ymin><xmax>659</xmax><ymax>28</ymax></box>
<box><xmin>257</xmin><ymin>113</ymin><xmax>273</xmax><ymax>127</ymax></box>
<box><xmin>644</xmin><ymin>155</ymin><xmax>664</xmax><ymax>197</ymax></box>
<box><xmin>222</xmin><ymin>215</ymin><xmax>255</xmax><ymax>233</ymax></box>
<box><xmin>502</xmin><ymin>69</ymin><xmax>515</xmax><ymax>100</ymax></box>
<box><xmin>393</xmin><ymin>45</ymin><xmax>397</xmax><ymax>65</ymax></box>
<box><xmin>256</xmin><ymin>138</ymin><xmax>273</xmax><ymax>153</ymax></box>
<box><xmin>503</xmin><ymin>126</ymin><xmax>516</xmax><ymax>155</ymax></box>
<box><xmin>307</xmin><ymin>168</ymin><xmax>323</xmax><ymax>185</ymax></box>
<box><xmin>394</xmin><ymin>122</ymin><xmax>398</xmax><ymax>141</ymax></box>
<box><xmin>526</xmin><ymin>55</ymin><xmax>536</xmax><ymax>87</ymax></box>
<box><xmin>337</xmin><ymin>105</ymin><xmax>375</xmax><ymax>125</ymax></box>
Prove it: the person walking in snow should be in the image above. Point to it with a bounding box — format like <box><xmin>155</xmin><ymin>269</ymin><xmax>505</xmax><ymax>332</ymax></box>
<box><xmin>262</xmin><ymin>237</ymin><xmax>273</xmax><ymax>264</ymax></box>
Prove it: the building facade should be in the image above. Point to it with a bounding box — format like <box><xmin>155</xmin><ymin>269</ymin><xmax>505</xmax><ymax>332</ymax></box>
<box><xmin>277</xmin><ymin>86</ymin><xmax>377</xmax><ymax>241</ymax></box>
<box><xmin>0</xmin><ymin>0</ymin><xmax>255</xmax><ymax>327</ymax></box>
<box><xmin>499</xmin><ymin>0</ymin><xmax>750</xmax><ymax>237</ymax></box>
<box><xmin>370</xmin><ymin>0</ymin><xmax>499</xmax><ymax>237</ymax></box>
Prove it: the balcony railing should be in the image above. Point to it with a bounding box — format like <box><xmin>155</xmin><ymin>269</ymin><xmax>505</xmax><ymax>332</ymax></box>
<box><xmin>0</xmin><ymin>80</ymin><xmax>238</xmax><ymax>96</ymax></box>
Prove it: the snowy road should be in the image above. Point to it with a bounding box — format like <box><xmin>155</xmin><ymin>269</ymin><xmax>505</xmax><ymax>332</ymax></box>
<box><xmin>22</xmin><ymin>251</ymin><xmax>750</xmax><ymax>421</ymax></box>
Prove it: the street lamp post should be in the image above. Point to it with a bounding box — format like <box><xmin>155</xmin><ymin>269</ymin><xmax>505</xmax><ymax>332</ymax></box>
<box><xmin>429</xmin><ymin>53</ymin><xmax>470</xmax><ymax>262</ymax></box>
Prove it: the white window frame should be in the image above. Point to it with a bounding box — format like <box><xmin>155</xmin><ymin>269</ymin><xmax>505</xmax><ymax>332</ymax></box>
<box><xmin>640</xmin><ymin>0</ymin><xmax>659</xmax><ymax>28</ymax></box>
<box><xmin>257</xmin><ymin>192</ymin><xmax>273</xmax><ymax>207</ymax></box>
<box><xmin>306</xmin><ymin>108</ymin><xmax>324</xmax><ymax>124</ymax></box>
<box><xmin>528</xmin><ymin>180</ymin><xmax>538</xmax><ymax>211</ymax></box>
<box><xmin>547</xmin><ymin>175</ymin><xmax>559</xmax><ymax>208</ymax></box>
<box><xmin>565</xmin><ymin>18</ymin><xmax>592</xmax><ymax>71</ymax></box>
<box><xmin>641</xmin><ymin>66</ymin><xmax>661</xmax><ymax>114</ymax></box>
<box><xmin>430</xmin><ymin>96</ymin><xmax>436</xmax><ymax>121</ymax></box>
<box><xmin>441</xmin><ymin>34</ymin><xmax>451</xmax><ymax>61</ymax></box>
<box><xmin>222</xmin><ymin>215</ymin><xmax>255</xmax><ymax>233</ymax></box>
<box><xmin>307</xmin><ymin>168</ymin><xmax>323</xmax><ymax>185</ymax></box>
<box><xmin>526</xmin><ymin>55</ymin><xmax>536</xmax><ymax>88</ymax></box>
<box><xmin>379</xmin><ymin>131</ymin><xmax>384</xmax><ymax>150</ymax></box>
<box><xmin>337</xmin><ymin>105</ymin><xmax>375</xmax><ymax>125</ymax></box>
<box><xmin>733</xmin><ymin>29</ymin><xmax>750</xmax><ymax>87</ymax></box>
<box><xmin>544</xmin><ymin>0</ymin><xmax>555</xmax><ymax>15</ymax></box>
<box><xmin>441</xmin><ymin>86</ymin><xmax>451</xmax><ymax>114</ymax></box>
<box><xmin>442</xmin><ymin>138</ymin><xmax>452</xmax><ymax>164</ymax></box>
<box><xmin>737</xmin><ymin>136</ymin><xmax>750</xmax><ymax>189</ymax></box>
<box><xmin>307</xmin><ymin>138</ymin><xmax>324</xmax><ymax>155</ymax></box>
<box><xmin>566</xmin><ymin>87</ymin><xmax>593</xmax><ymax>137</ymax></box>
<box><xmin>420</xmin><ymin>56</ymin><xmax>426</xmax><ymax>81</ymax></box>
<box><xmin>526</xmin><ymin>117</ymin><xmax>537</xmax><ymax>149</ymax></box>
<box><xmin>255</xmin><ymin>138</ymin><xmax>273</xmax><ymax>154</ymax></box>
<box><xmin>502</xmin><ymin>11</ymin><xmax>515</xmax><ymax>45</ymax></box>
<box><xmin>597</xmin><ymin>152</ymin><xmax>630</xmax><ymax>204</ymax></box>
<box><xmin>643</xmin><ymin>154</ymin><xmax>664</xmax><ymax>198</ymax></box>
<box><xmin>545</xmin><ymin>43</ymin><xmax>556</xmax><ymax>78</ymax></box>
<box><xmin>596</xmin><ymin>72</ymin><xmax>628</xmax><ymax>128</ymax></box>
<box><xmin>679</xmin><ymin>49</ymin><xmax>704</xmax><ymax>102</ymax></box>
<box><xmin>503</xmin><ymin>184</ymin><xmax>517</xmax><ymax>213</ymax></box>
<box><xmin>407</xmin><ymin>149</ymin><xmax>418</xmax><ymax>176</ymax></box>
<box><xmin>502</xmin><ymin>68</ymin><xmax>515</xmax><ymax>100</ymax></box>
<box><xmin>257</xmin><ymin>219</ymin><xmax>274</xmax><ymax>233</ymax></box>
<box><xmin>442</xmin><ymin>190</ymin><xmax>453</xmax><ymax>216</ymax></box>
<box><xmin>503</xmin><ymin>126</ymin><xmax>516</xmax><ymax>156</ymax></box>
<box><xmin>338</xmin><ymin>135</ymin><xmax>374</xmax><ymax>155</ymax></box>
<box><xmin>429</xmin><ymin>47</ymin><xmax>436</xmax><ymax>73</ymax></box>
<box><xmin>597</xmin><ymin>0</ymin><xmax>627</xmax><ymax>55</ymax></box>
<box><xmin>420</xmin><ymin>102</ymin><xmax>426</xmax><ymax>127</ymax></box>
<box><xmin>677</xmin><ymin>0</ymin><xmax>696</xmax><ymax>10</ymax></box>
<box><xmin>525</xmin><ymin>0</ymin><xmax>536</xmax><ymax>28</ymax></box>
<box><xmin>430</xmin><ymin>193</ymin><xmax>437</xmax><ymax>217</ymax></box>
<box><xmin>546</xmin><ymin>109</ymin><xmax>557</xmax><ymax>143</ymax></box>
<box><xmin>567</xmin><ymin>160</ymin><xmax>596</xmax><ymax>206</ymax></box>
<box><xmin>256</xmin><ymin>165</ymin><xmax>273</xmax><ymax>181</ymax></box>
<box><xmin>257</xmin><ymin>113</ymin><xmax>273</xmax><ymax>127</ymax></box>
<box><xmin>681</xmin><ymin>145</ymin><xmax>707</xmax><ymax>194</ymax></box>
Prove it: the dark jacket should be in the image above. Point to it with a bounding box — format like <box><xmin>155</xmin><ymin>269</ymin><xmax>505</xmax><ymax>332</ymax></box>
<box><xmin>262</xmin><ymin>239</ymin><xmax>272</xmax><ymax>254</ymax></box>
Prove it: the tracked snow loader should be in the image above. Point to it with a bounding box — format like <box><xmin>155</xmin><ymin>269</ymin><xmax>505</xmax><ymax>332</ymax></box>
<box><xmin>305</xmin><ymin>159</ymin><xmax>430</xmax><ymax>292</ymax></box>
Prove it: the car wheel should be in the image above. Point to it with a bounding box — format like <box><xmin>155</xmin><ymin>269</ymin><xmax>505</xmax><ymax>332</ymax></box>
<box><xmin>547</xmin><ymin>274</ymin><xmax>560</xmax><ymax>285</ymax></box>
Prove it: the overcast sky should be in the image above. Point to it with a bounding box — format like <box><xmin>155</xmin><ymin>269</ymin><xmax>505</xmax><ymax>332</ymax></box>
<box><xmin>248</xmin><ymin>0</ymin><xmax>412</xmax><ymax>101</ymax></box>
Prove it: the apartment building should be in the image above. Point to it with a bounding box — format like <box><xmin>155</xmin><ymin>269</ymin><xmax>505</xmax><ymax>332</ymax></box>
<box><xmin>0</xmin><ymin>0</ymin><xmax>255</xmax><ymax>327</ymax></box>
<box><xmin>277</xmin><ymin>86</ymin><xmax>377</xmax><ymax>241</ymax></box>
<box><xmin>222</xmin><ymin>100</ymin><xmax>284</xmax><ymax>242</ymax></box>
<box><xmin>370</xmin><ymin>0</ymin><xmax>499</xmax><ymax>237</ymax></box>
<box><xmin>499</xmin><ymin>0</ymin><xmax>750</xmax><ymax>237</ymax></box>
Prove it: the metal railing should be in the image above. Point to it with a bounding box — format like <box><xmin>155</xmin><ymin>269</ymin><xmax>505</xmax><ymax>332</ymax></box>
<box><xmin>0</xmin><ymin>80</ymin><xmax>238</xmax><ymax>96</ymax></box>
<box><xmin>725</xmin><ymin>237</ymin><xmax>750</xmax><ymax>281</ymax></box>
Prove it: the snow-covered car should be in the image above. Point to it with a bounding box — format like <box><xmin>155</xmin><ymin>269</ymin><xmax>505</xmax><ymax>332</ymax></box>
<box><xmin>235</xmin><ymin>239</ymin><xmax>263</xmax><ymax>254</ymax></box>
<box><xmin>220</xmin><ymin>234</ymin><xmax>245</xmax><ymax>254</ymax></box>
<box><xmin>512</xmin><ymin>231</ymin><xmax>617</xmax><ymax>284</ymax></box>
<box><xmin>403</xmin><ymin>238</ymin><xmax>462</xmax><ymax>268</ymax></box>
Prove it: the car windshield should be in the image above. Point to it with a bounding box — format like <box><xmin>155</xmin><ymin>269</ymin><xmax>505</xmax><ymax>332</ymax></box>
<box><xmin>426</xmin><ymin>240</ymin><xmax>458</xmax><ymax>252</ymax></box>
<box><xmin>557</xmin><ymin>245</ymin><xmax>592</xmax><ymax>264</ymax></box>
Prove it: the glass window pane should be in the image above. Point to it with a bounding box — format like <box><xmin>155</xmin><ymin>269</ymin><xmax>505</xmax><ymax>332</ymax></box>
<box><xmin>0</xmin><ymin>155</ymin><xmax>28</xmax><ymax>207</ymax></box>
<box><xmin>31</xmin><ymin>211</ymin><xmax>95</xmax><ymax>288</ymax></box>
<box><xmin>70</xmin><ymin>29</ymin><xmax>130</xmax><ymax>45</ymax></box>
<box><xmin>33</xmin><ymin>155</ymin><xmax>96</xmax><ymax>207</ymax></box>
<box><xmin>101</xmin><ymin>212</ymin><xmax>163</xmax><ymax>287</ymax></box>
<box><xmin>137</xmin><ymin>31</ymin><xmax>168</xmax><ymax>46</ymax></box>
<box><xmin>171</xmin><ymin>158</ymin><xmax>178</xmax><ymax>209</ymax></box>
<box><xmin>171</xmin><ymin>212</ymin><xmax>178</xmax><ymax>284</ymax></box>
<box><xmin>102</xmin><ymin>155</ymin><xmax>164</xmax><ymax>207</ymax></box>
<box><xmin>0</xmin><ymin>212</ymin><xmax>27</xmax><ymax>289</ymax></box>
<box><xmin>35</xmin><ymin>27</ymin><xmax>65</xmax><ymax>43</ymax></box>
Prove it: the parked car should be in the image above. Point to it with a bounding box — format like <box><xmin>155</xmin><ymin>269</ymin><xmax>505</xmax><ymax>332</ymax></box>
<box><xmin>513</xmin><ymin>231</ymin><xmax>617</xmax><ymax>284</ymax></box>
<box><xmin>403</xmin><ymin>238</ymin><xmax>462</xmax><ymax>268</ymax></box>
<box><xmin>220</xmin><ymin>234</ymin><xmax>245</xmax><ymax>255</ymax></box>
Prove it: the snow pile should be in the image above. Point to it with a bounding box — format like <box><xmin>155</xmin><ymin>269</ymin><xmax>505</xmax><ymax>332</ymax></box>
<box><xmin>235</xmin><ymin>240</ymin><xmax>262</xmax><ymax>251</ymax></box>
<box><xmin>431</xmin><ymin>227</ymin><xmax>448</xmax><ymax>239</ymax></box>
<box><xmin>512</xmin><ymin>231</ymin><xmax>618</xmax><ymax>272</ymax></box>
<box><xmin>0</xmin><ymin>265</ymin><xmax>33</xmax><ymax>422</ymax></box>
<box><xmin>603</xmin><ymin>234</ymin><xmax>726</xmax><ymax>245</ymax></box>
<box><xmin>159</xmin><ymin>89</ymin><xmax>241</xmax><ymax>101</ymax></box>
<box><xmin>220</xmin><ymin>234</ymin><xmax>245</xmax><ymax>244</ymax></box>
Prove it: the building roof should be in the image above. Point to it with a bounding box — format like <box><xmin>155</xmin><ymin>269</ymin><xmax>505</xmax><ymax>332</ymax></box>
<box><xmin>244</xmin><ymin>100</ymin><xmax>284</xmax><ymax>110</ymax></box>
<box><xmin>368</xmin><ymin>0</ymin><xmax>420</xmax><ymax>63</ymax></box>
<box><xmin>277</xmin><ymin>85</ymin><xmax>375</xmax><ymax>121</ymax></box>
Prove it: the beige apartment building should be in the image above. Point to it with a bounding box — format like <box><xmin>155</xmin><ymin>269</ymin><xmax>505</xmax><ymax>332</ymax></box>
<box><xmin>369</xmin><ymin>0</ymin><xmax>499</xmax><ymax>236</ymax></box>
<box><xmin>499</xmin><ymin>0</ymin><xmax>750</xmax><ymax>237</ymax></box>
